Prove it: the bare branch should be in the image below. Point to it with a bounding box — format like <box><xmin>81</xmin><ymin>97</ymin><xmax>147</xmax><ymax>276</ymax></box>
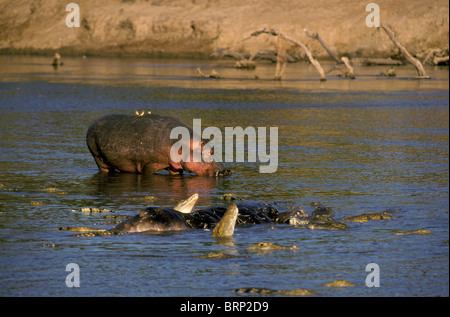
<box><xmin>304</xmin><ymin>28</ymin><xmax>341</xmax><ymax>64</ymax></box>
<box><xmin>380</xmin><ymin>24</ymin><xmax>430</xmax><ymax>79</ymax></box>
<box><xmin>214</xmin><ymin>28</ymin><xmax>326</xmax><ymax>81</ymax></box>
<box><xmin>256</xmin><ymin>28</ymin><xmax>326</xmax><ymax>81</ymax></box>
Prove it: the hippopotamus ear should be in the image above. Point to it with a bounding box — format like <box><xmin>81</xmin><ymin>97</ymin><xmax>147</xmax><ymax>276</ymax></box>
<box><xmin>192</xmin><ymin>138</ymin><xmax>215</xmax><ymax>163</ymax></box>
<box><xmin>201</xmin><ymin>139</ymin><xmax>214</xmax><ymax>156</ymax></box>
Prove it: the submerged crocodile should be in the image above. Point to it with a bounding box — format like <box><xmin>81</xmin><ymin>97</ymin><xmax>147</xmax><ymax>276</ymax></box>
<box><xmin>247</xmin><ymin>242</ymin><xmax>299</xmax><ymax>250</ymax></box>
<box><xmin>288</xmin><ymin>204</ymin><xmax>349</xmax><ymax>230</ymax></box>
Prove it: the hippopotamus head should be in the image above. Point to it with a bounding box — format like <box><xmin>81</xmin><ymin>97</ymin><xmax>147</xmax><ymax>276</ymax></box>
<box><xmin>187</xmin><ymin>138</ymin><xmax>231</xmax><ymax>176</ymax></box>
<box><xmin>171</xmin><ymin>137</ymin><xmax>231</xmax><ymax>177</ymax></box>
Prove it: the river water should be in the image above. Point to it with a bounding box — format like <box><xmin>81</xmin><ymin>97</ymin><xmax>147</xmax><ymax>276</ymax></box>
<box><xmin>0</xmin><ymin>56</ymin><xmax>448</xmax><ymax>297</ymax></box>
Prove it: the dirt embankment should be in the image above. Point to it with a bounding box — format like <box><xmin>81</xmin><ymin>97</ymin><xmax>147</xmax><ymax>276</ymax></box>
<box><xmin>0</xmin><ymin>0</ymin><xmax>448</xmax><ymax>59</ymax></box>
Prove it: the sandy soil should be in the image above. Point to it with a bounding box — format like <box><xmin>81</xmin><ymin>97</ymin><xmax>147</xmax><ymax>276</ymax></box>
<box><xmin>0</xmin><ymin>0</ymin><xmax>448</xmax><ymax>59</ymax></box>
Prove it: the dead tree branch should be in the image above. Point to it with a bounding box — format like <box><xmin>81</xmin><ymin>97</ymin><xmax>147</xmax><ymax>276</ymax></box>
<box><xmin>340</xmin><ymin>57</ymin><xmax>355</xmax><ymax>78</ymax></box>
<box><xmin>304</xmin><ymin>28</ymin><xmax>354</xmax><ymax>78</ymax></box>
<box><xmin>380</xmin><ymin>24</ymin><xmax>430</xmax><ymax>79</ymax></box>
<box><xmin>304</xmin><ymin>29</ymin><xmax>341</xmax><ymax>64</ymax></box>
<box><xmin>274</xmin><ymin>36</ymin><xmax>287</xmax><ymax>80</ymax></box>
<box><xmin>212</xmin><ymin>33</ymin><xmax>257</xmax><ymax>58</ymax></box>
<box><xmin>214</xmin><ymin>28</ymin><xmax>326</xmax><ymax>81</ymax></box>
<box><xmin>433</xmin><ymin>55</ymin><xmax>449</xmax><ymax>65</ymax></box>
<box><xmin>417</xmin><ymin>48</ymin><xmax>449</xmax><ymax>66</ymax></box>
<box><xmin>252</xmin><ymin>28</ymin><xmax>326</xmax><ymax>81</ymax></box>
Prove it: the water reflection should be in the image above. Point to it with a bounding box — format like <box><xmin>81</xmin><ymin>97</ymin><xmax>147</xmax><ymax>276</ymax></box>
<box><xmin>212</xmin><ymin>236</ymin><xmax>236</xmax><ymax>248</ymax></box>
<box><xmin>87</xmin><ymin>172</ymin><xmax>229</xmax><ymax>206</ymax></box>
<box><xmin>1</xmin><ymin>55</ymin><xmax>448</xmax><ymax>91</ymax></box>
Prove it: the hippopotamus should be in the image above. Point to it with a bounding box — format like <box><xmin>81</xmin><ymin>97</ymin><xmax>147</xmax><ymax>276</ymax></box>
<box><xmin>86</xmin><ymin>114</ymin><xmax>231</xmax><ymax>176</ymax></box>
<box><xmin>110</xmin><ymin>194</ymin><xmax>306</xmax><ymax>235</ymax></box>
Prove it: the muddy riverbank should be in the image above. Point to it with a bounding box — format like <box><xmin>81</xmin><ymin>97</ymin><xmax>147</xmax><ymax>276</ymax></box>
<box><xmin>0</xmin><ymin>0</ymin><xmax>448</xmax><ymax>59</ymax></box>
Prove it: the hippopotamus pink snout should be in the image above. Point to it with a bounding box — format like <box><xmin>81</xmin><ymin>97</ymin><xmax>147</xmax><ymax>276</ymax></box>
<box><xmin>181</xmin><ymin>160</ymin><xmax>231</xmax><ymax>177</ymax></box>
